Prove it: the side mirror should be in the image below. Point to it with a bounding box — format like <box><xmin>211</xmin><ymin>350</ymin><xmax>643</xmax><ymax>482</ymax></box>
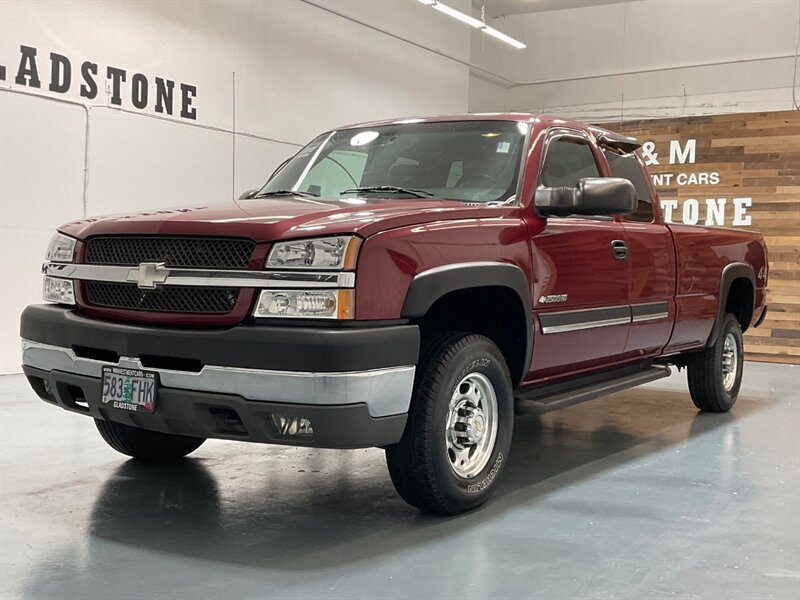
<box><xmin>238</xmin><ymin>189</ymin><xmax>260</xmax><ymax>200</ymax></box>
<box><xmin>534</xmin><ymin>177</ymin><xmax>636</xmax><ymax>218</ymax></box>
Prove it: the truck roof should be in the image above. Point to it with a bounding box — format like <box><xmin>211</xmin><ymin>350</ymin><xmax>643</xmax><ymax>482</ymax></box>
<box><xmin>339</xmin><ymin>112</ymin><xmax>568</xmax><ymax>129</ymax></box>
<box><xmin>336</xmin><ymin>113</ymin><xmax>640</xmax><ymax>151</ymax></box>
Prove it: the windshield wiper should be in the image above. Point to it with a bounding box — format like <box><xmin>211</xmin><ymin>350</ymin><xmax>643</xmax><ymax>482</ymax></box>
<box><xmin>253</xmin><ymin>189</ymin><xmax>319</xmax><ymax>198</ymax></box>
<box><xmin>340</xmin><ymin>186</ymin><xmax>435</xmax><ymax>199</ymax></box>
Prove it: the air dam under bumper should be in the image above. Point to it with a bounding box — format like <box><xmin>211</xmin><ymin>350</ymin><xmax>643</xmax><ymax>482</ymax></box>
<box><xmin>20</xmin><ymin>305</ymin><xmax>419</xmax><ymax>448</ymax></box>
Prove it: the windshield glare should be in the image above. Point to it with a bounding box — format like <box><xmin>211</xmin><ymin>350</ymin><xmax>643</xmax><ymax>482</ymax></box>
<box><xmin>258</xmin><ymin>120</ymin><xmax>527</xmax><ymax>203</ymax></box>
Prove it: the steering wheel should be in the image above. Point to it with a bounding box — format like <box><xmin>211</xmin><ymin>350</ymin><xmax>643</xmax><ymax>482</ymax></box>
<box><xmin>456</xmin><ymin>173</ymin><xmax>499</xmax><ymax>188</ymax></box>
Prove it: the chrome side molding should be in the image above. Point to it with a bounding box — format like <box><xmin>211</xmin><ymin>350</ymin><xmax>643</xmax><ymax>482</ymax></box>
<box><xmin>631</xmin><ymin>301</ymin><xmax>670</xmax><ymax>323</ymax></box>
<box><xmin>540</xmin><ymin>305</ymin><xmax>630</xmax><ymax>334</ymax></box>
<box><xmin>539</xmin><ymin>301</ymin><xmax>670</xmax><ymax>334</ymax></box>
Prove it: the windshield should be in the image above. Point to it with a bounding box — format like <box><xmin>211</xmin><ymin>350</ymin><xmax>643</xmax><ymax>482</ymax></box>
<box><xmin>258</xmin><ymin>120</ymin><xmax>528</xmax><ymax>203</ymax></box>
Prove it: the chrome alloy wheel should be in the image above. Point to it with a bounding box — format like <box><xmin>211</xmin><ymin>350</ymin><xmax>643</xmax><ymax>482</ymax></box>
<box><xmin>445</xmin><ymin>372</ymin><xmax>498</xmax><ymax>479</ymax></box>
<box><xmin>721</xmin><ymin>331</ymin><xmax>739</xmax><ymax>392</ymax></box>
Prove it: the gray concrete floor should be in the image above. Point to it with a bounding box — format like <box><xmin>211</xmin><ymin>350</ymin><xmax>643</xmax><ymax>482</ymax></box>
<box><xmin>1</xmin><ymin>363</ymin><xmax>798</xmax><ymax>600</ymax></box>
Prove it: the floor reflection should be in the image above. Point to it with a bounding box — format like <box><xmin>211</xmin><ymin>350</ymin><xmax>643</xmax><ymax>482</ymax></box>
<box><xmin>81</xmin><ymin>387</ymin><xmax>752</xmax><ymax>571</ymax></box>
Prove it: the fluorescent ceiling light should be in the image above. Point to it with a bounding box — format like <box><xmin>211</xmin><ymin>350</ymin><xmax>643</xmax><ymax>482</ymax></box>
<box><xmin>418</xmin><ymin>0</ymin><xmax>526</xmax><ymax>49</ymax></box>
<box><xmin>482</xmin><ymin>25</ymin><xmax>527</xmax><ymax>49</ymax></box>
<box><xmin>431</xmin><ymin>2</ymin><xmax>485</xmax><ymax>28</ymax></box>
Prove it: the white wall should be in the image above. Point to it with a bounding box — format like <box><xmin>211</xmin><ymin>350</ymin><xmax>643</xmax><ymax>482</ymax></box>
<box><xmin>0</xmin><ymin>0</ymin><xmax>472</xmax><ymax>373</ymax></box>
<box><xmin>468</xmin><ymin>74</ymin><xmax>509</xmax><ymax>114</ymax></box>
<box><xmin>468</xmin><ymin>0</ymin><xmax>800</xmax><ymax>120</ymax></box>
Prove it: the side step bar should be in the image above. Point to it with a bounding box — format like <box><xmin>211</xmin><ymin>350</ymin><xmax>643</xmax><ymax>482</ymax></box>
<box><xmin>514</xmin><ymin>364</ymin><xmax>671</xmax><ymax>415</ymax></box>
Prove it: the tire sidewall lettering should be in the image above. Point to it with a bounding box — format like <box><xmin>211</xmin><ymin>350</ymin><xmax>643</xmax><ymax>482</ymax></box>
<box><xmin>466</xmin><ymin>451</ymin><xmax>504</xmax><ymax>494</ymax></box>
<box><xmin>458</xmin><ymin>357</ymin><xmax>492</xmax><ymax>380</ymax></box>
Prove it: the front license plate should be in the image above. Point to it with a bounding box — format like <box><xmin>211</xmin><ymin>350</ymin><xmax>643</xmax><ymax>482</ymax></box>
<box><xmin>101</xmin><ymin>366</ymin><xmax>158</xmax><ymax>413</ymax></box>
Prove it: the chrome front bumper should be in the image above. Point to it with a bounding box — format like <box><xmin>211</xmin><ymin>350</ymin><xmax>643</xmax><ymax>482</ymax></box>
<box><xmin>22</xmin><ymin>340</ymin><xmax>415</xmax><ymax>418</ymax></box>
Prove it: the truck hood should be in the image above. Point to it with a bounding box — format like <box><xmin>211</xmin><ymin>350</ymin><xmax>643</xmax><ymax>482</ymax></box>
<box><xmin>59</xmin><ymin>196</ymin><xmax>510</xmax><ymax>242</ymax></box>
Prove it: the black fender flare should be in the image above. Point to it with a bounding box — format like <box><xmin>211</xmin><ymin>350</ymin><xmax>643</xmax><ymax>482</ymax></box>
<box><xmin>707</xmin><ymin>262</ymin><xmax>756</xmax><ymax>347</ymax></box>
<box><xmin>401</xmin><ymin>261</ymin><xmax>533</xmax><ymax>383</ymax></box>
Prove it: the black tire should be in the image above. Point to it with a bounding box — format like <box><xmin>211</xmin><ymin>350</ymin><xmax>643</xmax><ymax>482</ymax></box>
<box><xmin>94</xmin><ymin>419</ymin><xmax>205</xmax><ymax>461</ymax></box>
<box><xmin>687</xmin><ymin>313</ymin><xmax>744</xmax><ymax>412</ymax></box>
<box><xmin>385</xmin><ymin>332</ymin><xmax>514</xmax><ymax>515</ymax></box>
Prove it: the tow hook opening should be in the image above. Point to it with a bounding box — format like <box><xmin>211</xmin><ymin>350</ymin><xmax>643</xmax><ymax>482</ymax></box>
<box><xmin>208</xmin><ymin>407</ymin><xmax>248</xmax><ymax>437</ymax></box>
<box><xmin>61</xmin><ymin>383</ymin><xmax>90</xmax><ymax>413</ymax></box>
<box><xmin>27</xmin><ymin>376</ymin><xmax>57</xmax><ymax>404</ymax></box>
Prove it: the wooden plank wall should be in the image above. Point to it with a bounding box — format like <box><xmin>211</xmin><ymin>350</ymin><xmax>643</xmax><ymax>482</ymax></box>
<box><xmin>610</xmin><ymin>110</ymin><xmax>800</xmax><ymax>364</ymax></box>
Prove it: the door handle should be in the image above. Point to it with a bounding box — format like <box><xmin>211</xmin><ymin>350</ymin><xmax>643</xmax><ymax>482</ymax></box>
<box><xmin>611</xmin><ymin>240</ymin><xmax>628</xmax><ymax>260</ymax></box>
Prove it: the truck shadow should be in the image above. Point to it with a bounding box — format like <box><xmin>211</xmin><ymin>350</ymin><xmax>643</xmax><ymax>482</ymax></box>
<box><xmin>81</xmin><ymin>387</ymin><xmax>762</xmax><ymax>572</ymax></box>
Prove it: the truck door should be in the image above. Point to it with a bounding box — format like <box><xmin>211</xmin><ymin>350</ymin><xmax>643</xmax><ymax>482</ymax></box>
<box><xmin>528</xmin><ymin>130</ymin><xmax>631</xmax><ymax>379</ymax></box>
<box><xmin>602</xmin><ymin>147</ymin><xmax>676</xmax><ymax>358</ymax></box>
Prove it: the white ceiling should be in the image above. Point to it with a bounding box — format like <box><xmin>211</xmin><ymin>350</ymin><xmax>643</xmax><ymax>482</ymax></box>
<box><xmin>474</xmin><ymin>0</ymin><xmax>640</xmax><ymax>18</ymax></box>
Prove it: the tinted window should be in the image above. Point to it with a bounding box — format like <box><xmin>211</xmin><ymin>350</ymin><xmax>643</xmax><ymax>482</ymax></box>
<box><xmin>540</xmin><ymin>138</ymin><xmax>600</xmax><ymax>188</ymax></box>
<box><xmin>602</xmin><ymin>149</ymin><xmax>654</xmax><ymax>223</ymax></box>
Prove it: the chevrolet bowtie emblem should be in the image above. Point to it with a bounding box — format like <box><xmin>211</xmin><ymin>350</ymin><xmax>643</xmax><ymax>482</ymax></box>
<box><xmin>126</xmin><ymin>262</ymin><xmax>170</xmax><ymax>289</ymax></box>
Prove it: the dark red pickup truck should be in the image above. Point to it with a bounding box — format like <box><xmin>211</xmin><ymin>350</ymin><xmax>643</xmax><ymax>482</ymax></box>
<box><xmin>21</xmin><ymin>114</ymin><xmax>768</xmax><ymax>514</ymax></box>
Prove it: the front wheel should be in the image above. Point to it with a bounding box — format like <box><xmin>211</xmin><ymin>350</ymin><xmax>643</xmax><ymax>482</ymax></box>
<box><xmin>385</xmin><ymin>332</ymin><xmax>513</xmax><ymax>515</ymax></box>
<box><xmin>95</xmin><ymin>419</ymin><xmax>205</xmax><ymax>461</ymax></box>
<box><xmin>686</xmin><ymin>313</ymin><xmax>744</xmax><ymax>412</ymax></box>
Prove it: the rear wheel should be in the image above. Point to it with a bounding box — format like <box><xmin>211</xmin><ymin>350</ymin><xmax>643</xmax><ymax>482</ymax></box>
<box><xmin>686</xmin><ymin>313</ymin><xmax>744</xmax><ymax>412</ymax></box>
<box><xmin>95</xmin><ymin>419</ymin><xmax>205</xmax><ymax>460</ymax></box>
<box><xmin>385</xmin><ymin>332</ymin><xmax>513</xmax><ymax>515</ymax></box>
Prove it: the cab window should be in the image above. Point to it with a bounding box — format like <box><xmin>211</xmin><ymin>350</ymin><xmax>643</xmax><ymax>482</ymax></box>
<box><xmin>540</xmin><ymin>138</ymin><xmax>600</xmax><ymax>188</ymax></box>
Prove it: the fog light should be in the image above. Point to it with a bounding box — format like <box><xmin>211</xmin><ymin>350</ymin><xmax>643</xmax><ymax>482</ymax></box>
<box><xmin>43</xmin><ymin>276</ymin><xmax>75</xmax><ymax>305</ymax></box>
<box><xmin>271</xmin><ymin>414</ymin><xmax>314</xmax><ymax>438</ymax></box>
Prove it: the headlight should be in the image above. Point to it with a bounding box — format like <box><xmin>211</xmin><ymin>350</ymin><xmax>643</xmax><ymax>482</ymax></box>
<box><xmin>253</xmin><ymin>289</ymin><xmax>354</xmax><ymax>319</ymax></box>
<box><xmin>266</xmin><ymin>236</ymin><xmax>360</xmax><ymax>270</ymax></box>
<box><xmin>45</xmin><ymin>232</ymin><xmax>77</xmax><ymax>263</ymax></box>
<box><xmin>43</xmin><ymin>276</ymin><xmax>75</xmax><ymax>305</ymax></box>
